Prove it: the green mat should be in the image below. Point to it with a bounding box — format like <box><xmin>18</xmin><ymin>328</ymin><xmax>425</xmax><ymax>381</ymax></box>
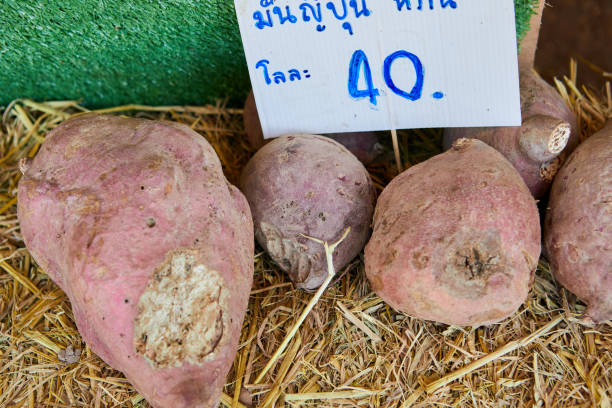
<box><xmin>0</xmin><ymin>0</ymin><xmax>538</xmax><ymax>108</ymax></box>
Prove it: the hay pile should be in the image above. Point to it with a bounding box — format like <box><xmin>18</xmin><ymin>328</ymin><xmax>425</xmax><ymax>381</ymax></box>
<box><xmin>1</xmin><ymin>64</ymin><xmax>610</xmax><ymax>408</ymax></box>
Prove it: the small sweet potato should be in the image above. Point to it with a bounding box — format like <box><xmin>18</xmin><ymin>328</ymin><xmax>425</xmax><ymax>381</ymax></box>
<box><xmin>240</xmin><ymin>134</ymin><xmax>375</xmax><ymax>290</ymax></box>
<box><xmin>18</xmin><ymin>114</ymin><xmax>254</xmax><ymax>408</ymax></box>
<box><xmin>443</xmin><ymin>69</ymin><xmax>578</xmax><ymax>198</ymax></box>
<box><xmin>243</xmin><ymin>91</ymin><xmax>384</xmax><ymax>164</ymax></box>
<box><xmin>365</xmin><ymin>138</ymin><xmax>541</xmax><ymax>326</ymax></box>
<box><xmin>544</xmin><ymin>121</ymin><xmax>612</xmax><ymax>323</ymax></box>
<box><xmin>329</xmin><ymin>132</ymin><xmax>385</xmax><ymax>166</ymax></box>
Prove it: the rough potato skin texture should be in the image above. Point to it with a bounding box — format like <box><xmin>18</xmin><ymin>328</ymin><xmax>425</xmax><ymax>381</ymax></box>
<box><xmin>444</xmin><ymin>69</ymin><xmax>578</xmax><ymax>198</ymax></box>
<box><xmin>17</xmin><ymin>114</ymin><xmax>254</xmax><ymax>408</ymax></box>
<box><xmin>365</xmin><ymin>139</ymin><xmax>541</xmax><ymax>326</ymax></box>
<box><xmin>240</xmin><ymin>134</ymin><xmax>375</xmax><ymax>289</ymax></box>
<box><xmin>544</xmin><ymin>122</ymin><xmax>612</xmax><ymax>323</ymax></box>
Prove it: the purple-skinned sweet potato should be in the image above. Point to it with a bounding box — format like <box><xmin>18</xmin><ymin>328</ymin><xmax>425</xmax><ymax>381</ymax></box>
<box><xmin>329</xmin><ymin>132</ymin><xmax>385</xmax><ymax>165</ymax></box>
<box><xmin>443</xmin><ymin>69</ymin><xmax>578</xmax><ymax>198</ymax></box>
<box><xmin>17</xmin><ymin>114</ymin><xmax>254</xmax><ymax>408</ymax></box>
<box><xmin>240</xmin><ymin>134</ymin><xmax>375</xmax><ymax>290</ymax></box>
<box><xmin>365</xmin><ymin>138</ymin><xmax>541</xmax><ymax>326</ymax></box>
<box><xmin>544</xmin><ymin>121</ymin><xmax>612</xmax><ymax>324</ymax></box>
<box><xmin>243</xmin><ymin>91</ymin><xmax>384</xmax><ymax>164</ymax></box>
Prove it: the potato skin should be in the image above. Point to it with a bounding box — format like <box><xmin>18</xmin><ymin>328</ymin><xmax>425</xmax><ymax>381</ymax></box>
<box><xmin>17</xmin><ymin>114</ymin><xmax>254</xmax><ymax>408</ymax></box>
<box><xmin>365</xmin><ymin>139</ymin><xmax>541</xmax><ymax>326</ymax></box>
<box><xmin>240</xmin><ymin>134</ymin><xmax>375</xmax><ymax>289</ymax></box>
<box><xmin>444</xmin><ymin>69</ymin><xmax>578</xmax><ymax>198</ymax></box>
<box><xmin>243</xmin><ymin>90</ymin><xmax>265</xmax><ymax>150</ymax></box>
<box><xmin>544</xmin><ymin>122</ymin><xmax>612</xmax><ymax>323</ymax></box>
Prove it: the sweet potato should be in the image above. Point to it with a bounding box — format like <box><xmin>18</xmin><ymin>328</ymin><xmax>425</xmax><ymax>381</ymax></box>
<box><xmin>544</xmin><ymin>121</ymin><xmax>612</xmax><ymax>324</ymax></box>
<box><xmin>240</xmin><ymin>134</ymin><xmax>375</xmax><ymax>290</ymax></box>
<box><xmin>243</xmin><ymin>91</ymin><xmax>384</xmax><ymax>164</ymax></box>
<box><xmin>17</xmin><ymin>114</ymin><xmax>254</xmax><ymax>408</ymax></box>
<box><xmin>365</xmin><ymin>138</ymin><xmax>541</xmax><ymax>326</ymax></box>
<box><xmin>443</xmin><ymin>69</ymin><xmax>578</xmax><ymax>198</ymax></box>
<box><xmin>243</xmin><ymin>90</ymin><xmax>265</xmax><ymax>150</ymax></box>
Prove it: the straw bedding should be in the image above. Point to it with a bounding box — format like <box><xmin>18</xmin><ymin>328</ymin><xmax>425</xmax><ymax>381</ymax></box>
<box><xmin>0</xmin><ymin>63</ymin><xmax>610</xmax><ymax>407</ymax></box>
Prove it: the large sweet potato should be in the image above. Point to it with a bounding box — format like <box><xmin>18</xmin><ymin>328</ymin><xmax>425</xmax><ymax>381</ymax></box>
<box><xmin>17</xmin><ymin>114</ymin><xmax>254</xmax><ymax>408</ymax></box>
<box><xmin>544</xmin><ymin>121</ymin><xmax>612</xmax><ymax>324</ymax></box>
<box><xmin>365</xmin><ymin>138</ymin><xmax>541</xmax><ymax>326</ymax></box>
<box><xmin>240</xmin><ymin>134</ymin><xmax>375</xmax><ymax>290</ymax></box>
<box><xmin>443</xmin><ymin>69</ymin><xmax>578</xmax><ymax>198</ymax></box>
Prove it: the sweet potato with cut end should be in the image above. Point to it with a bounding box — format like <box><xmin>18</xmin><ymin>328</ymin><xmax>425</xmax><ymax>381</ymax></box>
<box><xmin>240</xmin><ymin>134</ymin><xmax>375</xmax><ymax>290</ymax></box>
<box><xmin>243</xmin><ymin>91</ymin><xmax>384</xmax><ymax>164</ymax></box>
<box><xmin>365</xmin><ymin>138</ymin><xmax>541</xmax><ymax>326</ymax></box>
<box><xmin>544</xmin><ymin>122</ymin><xmax>612</xmax><ymax>324</ymax></box>
<box><xmin>443</xmin><ymin>69</ymin><xmax>578</xmax><ymax>198</ymax></box>
<box><xmin>17</xmin><ymin>114</ymin><xmax>254</xmax><ymax>408</ymax></box>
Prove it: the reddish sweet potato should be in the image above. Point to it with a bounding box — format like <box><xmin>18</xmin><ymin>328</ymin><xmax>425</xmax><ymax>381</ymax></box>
<box><xmin>444</xmin><ymin>69</ymin><xmax>578</xmax><ymax>198</ymax></box>
<box><xmin>544</xmin><ymin>121</ymin><xmax>612</xmax><ymax>323</ymax></box>
<box><xmin>243</xmin><ymin>91</ymin><xmax>383</xmax><ymax>164</ymax></box>
<box><xmin>240</xmin><ymin>134</ymin><xmax>375</xmax><ymax>290</ymax></box>
<box><xmin>365</xmin><ymin>138</ymin><xmax>541</xmax><ymax>326</ymax></box>
<box><xmin>17</xmin><ymin>114</ymin><xmax>254</xmax><ymax>408</ymax></box>
<box><xmin>243</xmin><ymin>90</ymin><xmax>265</xmax><ymax>150</ymax></box>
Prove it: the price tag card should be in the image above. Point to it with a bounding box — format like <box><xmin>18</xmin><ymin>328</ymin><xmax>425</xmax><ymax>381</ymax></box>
<box><xmin>234</xmin><ymin>0</ymin><xmax>521</xmax><ymax>138</ymax></box>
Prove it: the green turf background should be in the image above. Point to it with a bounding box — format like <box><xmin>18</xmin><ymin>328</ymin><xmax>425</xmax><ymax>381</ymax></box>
<box><xmin>0</xmin><ymin>0</ymin><xmax>538</xmax><ymax>108</ymax></box>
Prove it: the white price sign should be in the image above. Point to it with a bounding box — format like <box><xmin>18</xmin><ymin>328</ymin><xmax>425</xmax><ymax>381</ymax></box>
<box><xmin>234</xmin><ymin>0</ymin><xmax>521</xmax><ymax>138</ymax></box>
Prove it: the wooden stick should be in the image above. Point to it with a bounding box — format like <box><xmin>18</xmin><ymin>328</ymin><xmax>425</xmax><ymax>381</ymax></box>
<box><xmin>424</xmin><ymin>315</ymin><xmax>564</xmax><ymax>394</ymax></box>
<box><xmin>253</xmin><ymin>227</ymin><xmax>351</xmax><ymax>384</ymax></box>
<box><xmin>391</xmin><ymin>129</ymin><xmax>402</xmax><ymax>173</ymax></box>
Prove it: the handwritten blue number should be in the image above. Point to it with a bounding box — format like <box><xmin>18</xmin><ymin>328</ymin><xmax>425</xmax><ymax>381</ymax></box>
<box><xmin>383</xmin><ymin>50</ymin><xmax>424</xmax><ymax>101</ymax></box>
<box><xmin>348</xmin><ymin>50</ymin><xmax>380</xmax><ymax>105</ymax></box>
